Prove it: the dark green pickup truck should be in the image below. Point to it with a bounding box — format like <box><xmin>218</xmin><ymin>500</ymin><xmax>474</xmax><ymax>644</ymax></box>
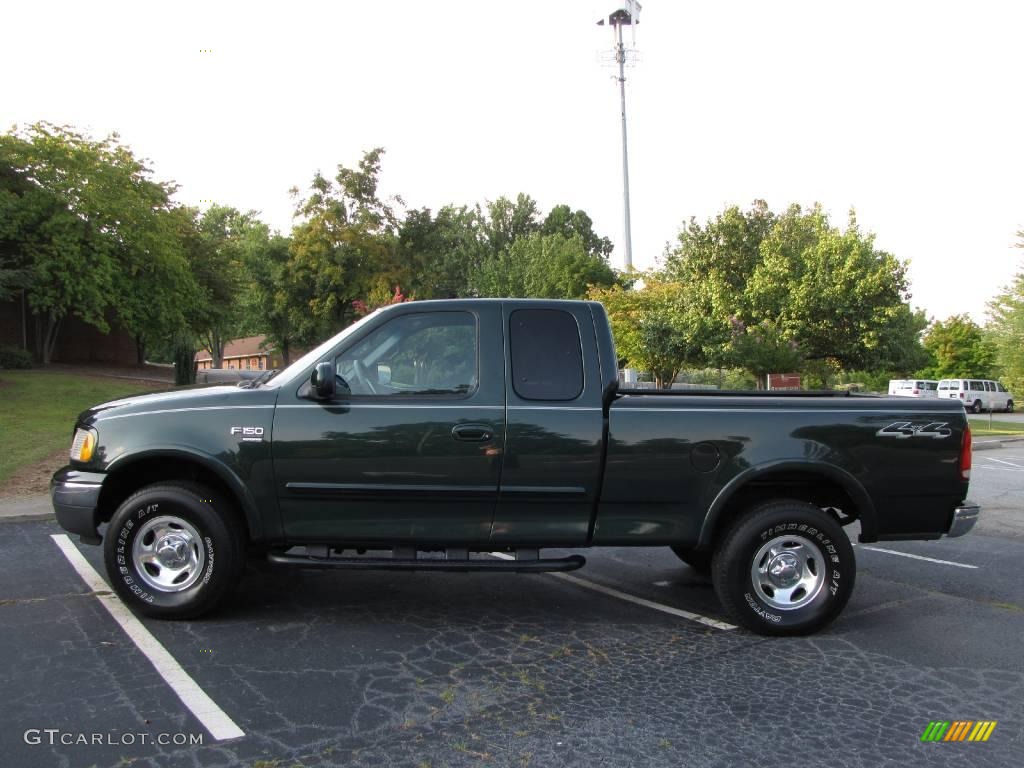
<box><xmin>52</xmin><ymin>299</ymin><xmax>979</xmax><ymax>635</ymax></box>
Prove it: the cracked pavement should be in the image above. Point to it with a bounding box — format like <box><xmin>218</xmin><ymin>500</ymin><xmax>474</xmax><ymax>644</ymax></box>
<box><xmin>1</xmin><ymin>460</ymin><xmax>1023</xmax><ymax>767</ymax></box>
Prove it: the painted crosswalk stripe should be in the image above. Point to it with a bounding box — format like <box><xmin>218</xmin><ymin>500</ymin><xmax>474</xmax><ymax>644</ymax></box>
<box><xmin>51</xmin><ymin>534</ymin><xmax>245</xmax><ymax>741</ymax></box>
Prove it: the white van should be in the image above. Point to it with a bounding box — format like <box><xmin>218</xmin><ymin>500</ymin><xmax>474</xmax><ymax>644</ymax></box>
<box><xmin>887</xmin><ymin>379</ymin><xmax>939</xmax><ymax>398</ymax></box>
<box><xmin>937</xmin><ymin>379</ymin><xmax>1015</xmax><ymax>413</ymax></box>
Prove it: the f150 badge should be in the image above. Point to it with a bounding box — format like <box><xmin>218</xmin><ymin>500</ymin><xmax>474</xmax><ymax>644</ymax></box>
<box><xmin>876</xmin><ymin>422</ymin><xmax>952</xmax><ymax>440</ymax></box>
<box><xmin>230</xmin><ymin>426</ymin><xmax>265</xmax><ymax>442</ymax></box>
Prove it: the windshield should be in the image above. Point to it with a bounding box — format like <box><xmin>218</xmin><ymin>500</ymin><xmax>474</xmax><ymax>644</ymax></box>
<box><xmin>262</xmin><ymin>310</ymin><xmax>382</xmax><ymax>389</ymax></box>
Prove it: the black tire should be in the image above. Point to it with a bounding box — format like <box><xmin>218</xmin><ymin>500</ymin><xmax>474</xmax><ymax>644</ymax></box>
<box><xmin>1007</xmin><ymin>400</ymin><xmax>1014</xmax><ymax>414</ymax></box>
<box><xmin>670</xmin><ymin>545</ymin><xmax>712</xmax><ymax>575</ymax></box>
<box><xmin>103</xmin><ymin>482</ymin><xmax>246</xmax><ymax>619</ymax></box>
<box><xmin>972</xmin><ymin>400</ymin><xmax>983</xmax><ymax>414</ymax></box>
<box><xmin>711</xmin><ymin>499</ymin><xmax>855</xmax><ymax>636</ymax></box>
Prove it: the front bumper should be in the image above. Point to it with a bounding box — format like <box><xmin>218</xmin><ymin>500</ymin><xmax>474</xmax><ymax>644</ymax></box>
<box><xmin>946</xmin><ymin>501</ymin><xmax>980</xmax><ymax>538</ymax></box>
<box><xmin>50</xmin><ymin>467</ymin><xmax>106</xmax><ymax>545</ymax></box>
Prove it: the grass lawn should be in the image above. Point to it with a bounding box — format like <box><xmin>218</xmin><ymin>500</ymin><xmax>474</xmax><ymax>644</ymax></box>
<box><xmin>0</xmin><ymin>370</ymin><xmax>165</xmax><ymax>491</ymax></box>
<box><xmin>967</xmin><ymin>417</ymin><xmax>1024</xmax><ymax>437</ymax></box>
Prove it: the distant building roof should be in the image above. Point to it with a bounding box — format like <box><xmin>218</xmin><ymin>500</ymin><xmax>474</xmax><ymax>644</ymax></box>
<box><xmin>195</xmin><ymin>335</ymin><xmax>275</xmax><ymax>363</ymax></box>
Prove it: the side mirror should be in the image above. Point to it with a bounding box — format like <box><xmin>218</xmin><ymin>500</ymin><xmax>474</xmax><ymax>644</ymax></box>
<box><xmin>310</xmin><ymin>361</ymin><xmax>336</xmax><ymax>400</ymax></box>
<box><xmin>376</xmin><ymin>363</ymin><xmax>392</xmax><ymax>386</ymax></box>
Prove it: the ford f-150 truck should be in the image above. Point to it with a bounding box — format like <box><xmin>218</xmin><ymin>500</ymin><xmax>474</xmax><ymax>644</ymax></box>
<box><xmin>52</xmin><ymin>299</ymin><xmax>979</xmax><ymax>635</ymax></box>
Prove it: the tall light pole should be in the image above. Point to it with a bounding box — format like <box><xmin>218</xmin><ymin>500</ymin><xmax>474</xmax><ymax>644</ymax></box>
<box><xmin>598</xmin><ymin>2</ymin><xmax>640</xmax><ymax>271</ymax></box>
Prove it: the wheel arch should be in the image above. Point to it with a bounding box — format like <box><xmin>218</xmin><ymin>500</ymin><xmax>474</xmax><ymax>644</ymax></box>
<box><xmin>98</xmin><ymin>448</ymin><xmax>262</xmax><ymax>542</ymax></box>
<box><xmin>697</xmin><ymin>460</ymin><xmax>877</xmax><ymax>551</ymax></box>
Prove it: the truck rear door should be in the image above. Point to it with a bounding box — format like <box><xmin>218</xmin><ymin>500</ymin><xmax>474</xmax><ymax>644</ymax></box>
<box><xmin>490</xmin><ymin>303</ymin><xmax>606</xmax><ymax>546</ymax></box>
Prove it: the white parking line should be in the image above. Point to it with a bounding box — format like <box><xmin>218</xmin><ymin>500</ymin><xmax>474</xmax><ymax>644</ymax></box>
<box><xmin>859</xmin><ymin>545</ymin><xmax>978</xmax><ymax>569</ymax></box>
<box><xmin>51</xmin><ymin>535</ymin><xmax>245</xmax><ymax>742</ymax></box>
<box><xmin>980</xmin><ymin>456</ymin><xmax>1024</xmax><ymax>468</ymax></box>
<box><xmin>489</xmin><ymin>552</ymin><xmax>736</xmax><ymax>630</ymax></box>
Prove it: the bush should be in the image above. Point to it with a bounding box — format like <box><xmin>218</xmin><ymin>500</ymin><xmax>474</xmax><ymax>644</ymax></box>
<box><xmin>0</xmin><ymin>345</ymin><xmax>33</xmax><ymax>369</ymax></box>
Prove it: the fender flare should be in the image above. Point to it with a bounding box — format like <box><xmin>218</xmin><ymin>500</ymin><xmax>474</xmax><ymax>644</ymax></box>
<box><xmin>104</xmin><ymin>446</ymin><xmax>265</xmax><ymax>541</ymax></box>
<box><xmin>697</xmin><ymin>459</ymin><xmax>878</xmax><ymax>548</ymax></box>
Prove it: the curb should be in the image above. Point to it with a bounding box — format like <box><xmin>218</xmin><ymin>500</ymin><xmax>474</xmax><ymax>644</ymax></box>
<box><xmin>972</xmin><ymin>436</ymin><xmax>1024</xmax><ymax>452</ymax></box>
<box><xmin>0</xmin><ymin>495</ymin><xmax>53</xmax><ymax>522</ymax></box>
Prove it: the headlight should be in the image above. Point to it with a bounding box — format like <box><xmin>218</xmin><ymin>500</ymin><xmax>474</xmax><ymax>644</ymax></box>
<box><xmin>70</xmin><ymin>428</ymin><xmax>97</xmax><ymax>463</ymax></box>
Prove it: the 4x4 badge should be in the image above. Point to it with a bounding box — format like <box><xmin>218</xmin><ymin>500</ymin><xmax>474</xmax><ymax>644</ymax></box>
<box><xmin>876</xmin><ymin>422</ymin><xmax>952</xmax><ymax>440</ymax></box>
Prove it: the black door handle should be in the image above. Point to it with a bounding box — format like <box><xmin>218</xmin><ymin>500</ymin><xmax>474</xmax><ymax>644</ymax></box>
<box><xmin>452</xmin><ymin>424</ymin><xmax>493</xmax><ymax>442</ymax></box>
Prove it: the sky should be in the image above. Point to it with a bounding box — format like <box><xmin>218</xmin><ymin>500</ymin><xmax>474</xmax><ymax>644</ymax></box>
<box><xmin>2</xmin><ymin>0</ymin><xmax>1022</xmax><ymax>322</ymax></box>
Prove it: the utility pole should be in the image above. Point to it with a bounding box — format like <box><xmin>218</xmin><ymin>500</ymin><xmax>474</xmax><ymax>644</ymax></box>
<box><xmin>598</xmin><ymin>2</ymin><xmax>640</xmax><ymax>271</ymax></box>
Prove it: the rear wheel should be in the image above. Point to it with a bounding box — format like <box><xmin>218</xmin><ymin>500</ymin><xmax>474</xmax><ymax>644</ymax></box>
<box><xmin>670</xmin><ymin>546</ymin><xmax>712</xmax><ymax>575</ymax></box>
<box><xmin>711</xmin><ymin>499</ymin><xmax>855</xmax><ymax>636</ymax></box>
<box><xmin>972</xmin><ymin>400</ymin><xmax>983</xmax><ymax>414</ymax></box>
<box><xmin>103</xmin><ymin>482</ymin><xmax>246</xmax><ymax>619</ymax></box>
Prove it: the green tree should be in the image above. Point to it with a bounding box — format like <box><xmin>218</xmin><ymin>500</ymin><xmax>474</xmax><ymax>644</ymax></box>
<box><xmin>920</xmin><ymin>314</ymin><xmax>996</xmax><ymax>379</ymax></box>
<box><xmin>285</xmin><ymin>148</ymin><xmax>399</xmax><ymax>347</ymax></box>
<box><xmin>0</xmin><ymin>123</ymin><xmax>187</xmax><ymax>363</ymax></box>
<box><xmin>589</xmin><ymin>275</ymin><xmax>729</xmax><ymax>388</ymax></box>
<box><xmin>480</xmin><ymin>193</ymin><xmax>540</xmax><ymax>255</ymax></box>
<box><xmin>986</xmin><ymin>249</ymin><xmax>1024</xmax><ymax>392</ymax></box>
<box><xmin>238</xmin><ymin>224</ymin><xmax>299</xmax><ymax>365</ymax></box>
<box><xmin>397</xmin><ymin>205</ymin><xmax>488</xmax><ymax>298</ymax></box>
<box><xmin>541</xmin><ymin>204</ymin><xmax>614</xmax><ymax>259</ymax></box>
<box><xmin>665</xmin><ymin>200</ymin><xmax>777</xmax><ymax>313</ymax></box>
<box><xmin>475</xmin><ymin>232</ymin><xmax>616</xmax><ymax>299</ymax></box>
<box><xmin>727</xmin><ymin>318</ymin><xmax>804</xmax><ymax>390</ymax></box>
<box><xmin>184</xmin><ymin>205</ymin><xmax>260</xmax><ymax>367</ymax></box>
<box><xmin>666</xmin><ymin>202</ymin><xmax>924</xmax><ymax>380</ymax></box>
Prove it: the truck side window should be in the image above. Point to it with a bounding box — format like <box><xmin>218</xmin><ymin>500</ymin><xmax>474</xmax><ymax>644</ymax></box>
<box><xmin>509</xmin><ymin>309</ymin><xmax>584</xmax><ymax>401</ymax></box>
<box><xmin>336</xmin><ymin>312</ymin><xmax>478</xmax><ymax>397</ymax></box>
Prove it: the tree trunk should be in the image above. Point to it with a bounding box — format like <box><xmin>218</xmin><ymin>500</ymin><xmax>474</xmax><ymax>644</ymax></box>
<box><xmin>20</xmin><ymin>289</ymin><xmax>28</xmax><ymax>351</ymax></box>
<box><xmin>281</xmin><ymin>341</ymin><xmax>291</xmax><ymax>367</ymax></box>
<box><xmin>42</xmin><ymin>315</ymin><xmax>62</xmax><ymax>364</ymax></box>
<box><xmin>33</xmin><ymin>313</ymin><xmax>44</xmax><ymax>362</ymax></box>
<box><xmin>212</xmin><ymin>330</ymin><xmax>224</xmax><ymax>368</ymax></box>
<box><xmin>173</xmin><ymin>339</ymin><xmax>197</xmax><ymax>385</ymax></box>
<box><xmin>135</xmin><ymin>335</ymin><xmax>146</xmax><ymax>366</ymax></box>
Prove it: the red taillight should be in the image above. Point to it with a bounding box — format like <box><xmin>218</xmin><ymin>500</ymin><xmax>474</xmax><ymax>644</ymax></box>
<box><xmin>960</xmin><ymin>424</ymin><xmax>972</xmax><ymax>481</ymax></box>
<box><xmin>959</xmin><ymin>392</ymin><xmax>965</xmax><ymax>399</ymax></box>
<box><xmin>912</xmin><ymin>389</ymin><xmax>919</xmax><ymax>395</ymax></box>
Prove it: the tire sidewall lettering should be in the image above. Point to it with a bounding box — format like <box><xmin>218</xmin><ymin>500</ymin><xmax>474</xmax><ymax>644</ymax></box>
<box><xmin>113</xmin><ymin>498</ymin><xmax>209</xmax><ymax>603</ymax></box>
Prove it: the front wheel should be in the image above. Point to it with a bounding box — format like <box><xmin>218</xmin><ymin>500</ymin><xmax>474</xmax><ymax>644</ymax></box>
<box><xmin>712</xmin><ymin>500</ymin><xmax>855</xmax><ymax>635</ymax></box>
<box><xmin>1007</xmin><ymin>400</ymin><xmax>1014</xmax><ymax>414</ymax></box>
<box><xmin>103</xmin><ymin>482</ymin><xmax>245</xmax><ymax>619</ymax></box>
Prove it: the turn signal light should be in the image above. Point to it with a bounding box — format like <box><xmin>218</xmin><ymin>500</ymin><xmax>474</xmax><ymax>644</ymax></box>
<box><xmin>70</xmin><ymin>428</ymin><xmax>96</xmax><ymax>463</ymax></box>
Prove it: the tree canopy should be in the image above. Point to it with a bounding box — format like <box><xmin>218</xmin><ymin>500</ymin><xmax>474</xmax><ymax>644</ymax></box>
<box><xmin>987</xmin><ymin>235</ymin><xmax>1024</xmax><ymax>392</ymax></box>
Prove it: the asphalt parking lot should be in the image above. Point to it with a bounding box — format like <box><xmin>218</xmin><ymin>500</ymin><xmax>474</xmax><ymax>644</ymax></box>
<box><xmin>2</xmin><ymin>450</ymin><xmax>1023</xmax><ymax>767</ymax></box>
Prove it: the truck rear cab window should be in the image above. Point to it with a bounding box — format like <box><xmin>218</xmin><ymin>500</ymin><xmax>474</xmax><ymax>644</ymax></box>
<box><xmin>509</xmin><ymin>309</ymin><xmax>584</xmax><ymax>401</ymax></box>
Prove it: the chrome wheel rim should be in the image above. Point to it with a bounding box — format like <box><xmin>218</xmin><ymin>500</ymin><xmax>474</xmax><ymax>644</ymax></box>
<box><xmin>750</xmin><ymin>534</ymin><xmax>825</xmax><ymax>611</ymax></box>
<box><xmin>131</xmin><ymin>515</ymin><xmax>205</xmax><ymax>593</ymax></box>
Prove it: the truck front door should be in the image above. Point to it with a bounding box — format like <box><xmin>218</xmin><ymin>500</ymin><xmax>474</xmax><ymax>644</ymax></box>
<box><xmin>272</xmin><ymin>306</ymin><xmax>506</xmax><ymax>544</ymax></box>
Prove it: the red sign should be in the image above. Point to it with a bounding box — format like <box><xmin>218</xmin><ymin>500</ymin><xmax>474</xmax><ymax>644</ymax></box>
<box><xmin>768</xmin><ymin>373</ymin><xmax>802</xmax><ymax>391</ymax></box>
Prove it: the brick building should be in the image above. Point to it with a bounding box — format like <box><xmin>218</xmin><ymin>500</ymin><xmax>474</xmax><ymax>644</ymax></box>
<box><xmin>195</xmin><ymin>335</ymin><xmax>283</xmax><ymax>371</ymax></box>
